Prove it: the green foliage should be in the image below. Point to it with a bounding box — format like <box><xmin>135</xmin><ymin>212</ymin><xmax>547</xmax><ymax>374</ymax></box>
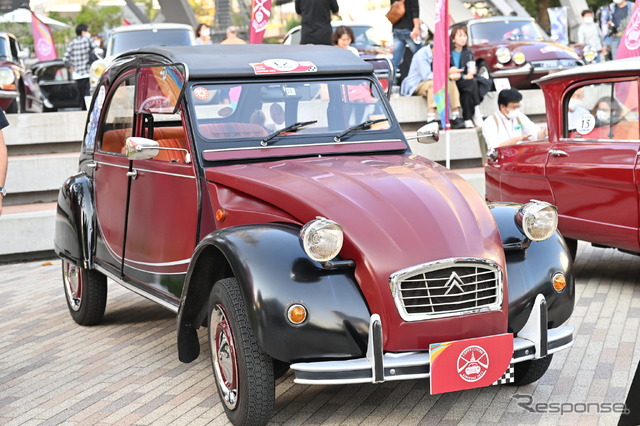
<box><xmin>75</xmin><ymin>0</ymin><xmax>123</xmax><ymax>35</ymax></box>
<box><xmin>285</xmin><ymin>17</ymin><xmax>301</xmax><ymax>33</ymax></box>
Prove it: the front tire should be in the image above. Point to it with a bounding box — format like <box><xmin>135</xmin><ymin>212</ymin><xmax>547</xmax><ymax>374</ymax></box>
<box><xmin>564</xmin><ymin>237</ymin><xmax>578</xmax><ymax>261</ymax></box>
<box><xmin>62</xmin><ymin>259</ymin><xmax>107</xmax><ymax>325</ymax></box>
<box><xmin>208</xmin><ymin>278</ymin><xmax>274</xmax><ymax>425</ymax></box>
<box><xmin>511</xmin><ymin>354</ymin><xmax>553</xmax><ymax>385</ymax></box>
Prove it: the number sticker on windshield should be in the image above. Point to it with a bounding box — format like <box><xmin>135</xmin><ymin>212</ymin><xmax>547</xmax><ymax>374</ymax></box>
<box><xmin>576</xmin><ymin>113</ymin><xmax>596</xmax><ymax>135</ymax></box>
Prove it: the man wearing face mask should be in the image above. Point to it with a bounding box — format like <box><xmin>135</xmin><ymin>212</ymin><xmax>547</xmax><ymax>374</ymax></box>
<box><xmin>481</xmin><ymin>89</ymin><xmax>547</xmax><ymax>150</ymax></box>
<box><xmin>578</xmin><ymin>10</ymin><xmax>605</xmax><ymax>62</ymax></box>
<box><xmin>63</xmin><ymin>24</ymin><xmax>98</xmax><ymax>107</ymax></box>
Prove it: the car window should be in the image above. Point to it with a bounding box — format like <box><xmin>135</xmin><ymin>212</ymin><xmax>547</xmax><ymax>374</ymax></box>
<box><xmin>0</xmin><ymin>37</ymin><xmax>8</xmax><ymax>61</ymax></box>
<box><xmin>100</xmin><ymin>75</ymin><xmax>135</xmax><ymax>154</ymax></box>
<box><xmin>470</xmin><ymin>20</ymin><xmax>547</xmax><ymax>44</ymax></box>
<box><xmin>565</xmin><ymin>80</ymin><xmax>639</xmax><ymax>141</ymax></box>
<box><xmin>190</xmin><ymin>78</ymin><xmax>391</xmax><ymax>145</ymax></box>
<box><xmin>109</xmin><ymin>29</ymin><xmax>193</xmax><ymax>56</ymax></box>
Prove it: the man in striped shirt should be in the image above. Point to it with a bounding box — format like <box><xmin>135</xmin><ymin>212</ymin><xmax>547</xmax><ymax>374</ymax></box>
<box><xmin>63</xmin><ymin>24</ymin><xmax>98</xmax><ymax>108</ymax></box>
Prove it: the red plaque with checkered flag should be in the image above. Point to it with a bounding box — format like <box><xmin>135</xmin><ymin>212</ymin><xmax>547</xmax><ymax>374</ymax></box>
<box><xmin>430</xmin><ymin>333</ymin><xmax>514</xmax><ymax>394</ymax></box>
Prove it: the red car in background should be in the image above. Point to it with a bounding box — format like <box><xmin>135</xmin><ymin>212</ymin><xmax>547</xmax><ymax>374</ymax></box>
<box><xmin>0</xmin><ymin>32</ymin><xmax>42</xmax><ymax>113</ymax></box>
<box><xmin>464</xmin><ymin>16</ymin><xmax>583</xmax><ymax>90</ymax></box>
<box><xmin>485</xmin><ymin>58</ymin><xmax>640</xmax><ymax>259</ymax></box>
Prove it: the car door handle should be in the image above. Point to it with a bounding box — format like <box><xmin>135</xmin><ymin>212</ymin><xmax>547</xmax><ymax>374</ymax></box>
<box><xmin>126</xmin><ymin>170</ymin><xmax>138</xmax><ymax>179</ymax></box>
<box><xmin>549</xmin><ymin>149</ymin><xmax>568</xmax><ymax>157</ymax></box>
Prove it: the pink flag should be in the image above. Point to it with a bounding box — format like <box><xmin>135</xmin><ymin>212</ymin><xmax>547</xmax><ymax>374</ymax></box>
<box><xmin>30</xmin><ymin>11</ymin><xmax>57</xmax><ymax>61</ymax></box>
<box><xmin>432</xmin><ymin>0</ymin><xmax>449</xmax><ymax>126</ymax></box>
<box><xmin>249</xmin><ymin>0</ymin><xmax>273</xmax><ymax>44</ymax></box>
<box><xmin>616</xmin><ymin>2</ymin><xmax>640</xmax><ymax>59</ymax></box>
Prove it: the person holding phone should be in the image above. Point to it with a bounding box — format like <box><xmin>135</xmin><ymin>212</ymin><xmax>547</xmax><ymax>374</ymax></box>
<box><xmin>481</xmin><ymin>88</ymin><xmax>547</xmax><ymax>150</ymax></box>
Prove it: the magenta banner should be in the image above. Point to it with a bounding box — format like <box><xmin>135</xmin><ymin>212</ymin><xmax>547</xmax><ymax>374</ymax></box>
<box><xmin>250</xmin><ymin>0</ymin><xmax>273</xmax><ymax>44</ymax></box>
<box><xmin>433</xmin><ymin>0</ymin><xmax>450</xmax><ymax>126</ymax></box>
<box><xmin>30</xmin><ymin>11</ymin><xmax>57</xmax><ymax>61</ymax></box>
<box><xmin>616</xmin><ymin>2</ymin><xmax>640</xmax><ymax>59</ymax></box>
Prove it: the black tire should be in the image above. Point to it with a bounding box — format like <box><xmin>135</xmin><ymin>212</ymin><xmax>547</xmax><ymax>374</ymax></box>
<box><xmin>208</xmin><ymin>278</ymin><xmax>274</xmax><ymax>425</ymax></box>
<box><xmin>62</xmin><ymin>259</ymin><xmax>107</xmax><ymax>326</ymax></box>
<box><xmin>6</xmin><ymin>91</ymin><xmax>21</xmax><ymax>114</ymax></box>
<box><xmin>564</xmin><ymin>237</ymin><xmax>578</xmax><ymax>261</ymax></box>
<box><xmin>511</xmin><ymin>354</ymin><xmax>553</xmax><ymax>386</ymax></box>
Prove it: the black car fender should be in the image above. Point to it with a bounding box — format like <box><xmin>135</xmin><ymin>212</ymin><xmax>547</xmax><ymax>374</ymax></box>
<box><xmin>177</xmin><ymin>223</ymin><xmax>371</xmax><ymax>364</ymax></box>
<box><xmin>53</xmin><ymin>172</ymin><xmax>96</xmax><ymax>269</ymax></box>
<box><xmin>489</xmin><ymin>203</ymin><xmax>575</xmax><ymax>334</ymax></box>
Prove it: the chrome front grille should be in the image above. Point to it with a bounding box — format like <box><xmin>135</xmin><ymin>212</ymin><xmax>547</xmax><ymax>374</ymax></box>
<box><xmin>390</xmin><ymin>258</ymin><xmax>502</xmax><ymax>321</ymax></box>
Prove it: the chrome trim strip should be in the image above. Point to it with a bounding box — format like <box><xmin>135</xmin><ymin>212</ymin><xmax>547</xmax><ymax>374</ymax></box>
<box><xmin>389</xmin><ymin>257</ymin><xmax>503</xmax><ymax>322</ymax></box>
<box><xmin>95</xmin><ymin>161</ymin><xmax>129</xmax><ymax>169</ymax></box>
<box><xmin>123</xmin><ymin>257</ymin><xmax>191</xmax><ymax>267</ymax></box>
<box><xmin>0</xmin><ymin>90</ymin><xmax>18</xmax><ymax>99</ymax></box>
<box><xmin>202</xmin><ymin>138</ymin><xmax>404</xmax><ymax>154</ymax></box>
<box><xmin>95</xmin><ymin>264</ymin><xmax>179</xmax><ymax>313</ymax></box>
<box><xmin>129</xmin><ymin>168</ymin><xmax>196</xmax><ymax>179</ymax></box>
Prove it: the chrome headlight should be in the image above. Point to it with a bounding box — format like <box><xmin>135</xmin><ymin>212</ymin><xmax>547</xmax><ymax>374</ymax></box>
<box><xmin>300</xmin><ymin>217</ymin><xmax>344</xmax><ymax>263</ymax></box>
<box><xmin>496</xmin><ymin>47</ymin><xmax>511</xmax><ymax>64</ymax></box>
<box><xmin>90</xmin><ymin>60</ymin><xmax>107</xmax><ymax>87</ymax></box>
<box><xmin>512</xmin><ymin>51</ymin><xmax>526</xmax><ymax>65</ymax></box>
<box><xmin>516</xmin><ymin>201</ymin><xmax>558</xmax><ymax>242</ymax></box>
<box><xmin>583</xmin><ymin>45</ymin><xmax>597</xmax><ymax>63</ymax></box>
<box><xmin>0</xmin><ymin>67</ymin><xmax>15</xmax><ymax>85</ymax></box>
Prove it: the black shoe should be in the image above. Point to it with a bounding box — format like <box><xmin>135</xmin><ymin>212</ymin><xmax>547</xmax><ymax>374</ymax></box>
<box><xmin>450</xmin><ymin>118</ymin><xmax>465</xmax><ymax>129</ymax></box>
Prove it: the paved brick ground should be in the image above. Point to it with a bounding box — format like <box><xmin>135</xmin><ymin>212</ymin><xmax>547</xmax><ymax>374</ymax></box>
<box><xmin>1</xmin><ymin>241</ymin><xmax>638</xmax><ymax>425</ymax></box>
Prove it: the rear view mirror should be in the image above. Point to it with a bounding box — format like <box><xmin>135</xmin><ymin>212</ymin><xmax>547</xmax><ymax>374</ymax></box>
<box><xmin>416</xmin><ymin>122</ymin><xmax>439</xmax><ymax>144</ymax></box>
<box><xmin>125</xmin><ymin>137</ymin><xmax>159</xmax><ymax>160</ymax></box>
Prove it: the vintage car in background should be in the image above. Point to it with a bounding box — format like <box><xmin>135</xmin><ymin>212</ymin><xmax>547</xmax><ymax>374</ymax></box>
<box><xmin>31</xmin><ymin>59</ymin><xmax>83</xmax><ymax>111</ymax></box>
<box><xmin>485</xmin><ymin>57</ymin><xmax>640</xmax><ymax>260</ymax></box>
<box><xmin>0</xmin><ymin>32</ymin><xmax>42</xmax><ymax>113</ymax></box>
<box><xmin>463</xmin><ymin>16</ymin><xmax>583</xmax><ymax>89</ymax></box>
<box><xmin>283</xmin><ymin>21</ymin><xmax>391</xmax><ymax>58</ymax></box>
<box><xmin>89</xmin><ymin>23</ymin><xmax>195</xmax><ymax>90</ymax></box>
<box><xmin>55</xmin><ymin>45</ymin><xmax>574</xmax><ymax>425</ymax></box>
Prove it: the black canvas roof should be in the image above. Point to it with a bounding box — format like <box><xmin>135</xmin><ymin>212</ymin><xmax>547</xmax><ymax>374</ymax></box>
<box><xmin>125</xmin><ymin>44</ymin><xmax>374</xmax><ymax>79</ymax></box>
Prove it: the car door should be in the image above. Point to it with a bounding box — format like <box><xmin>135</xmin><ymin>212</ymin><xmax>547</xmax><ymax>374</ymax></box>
<box><xmin>93</xmin><ymin>73</ymin><xmax>136</xmax><ymax>277</ymax></box>
<box><xmin>546</xmin><ymin>79</ymin><xmax>640</xmax><ymax>252</ymax></box>
<box><xmin>121</xmin><ymin>64</ymin><xmax>198</xmax><ymax>302</ymax></box>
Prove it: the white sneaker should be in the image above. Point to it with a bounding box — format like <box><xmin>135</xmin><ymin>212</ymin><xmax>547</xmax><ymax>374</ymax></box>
<box><xmin>473</xmin><ymin>107</ymin><xmax>483</xmax><ymax>127</ymax></box>
<box><xmin>464</xmin><ymin>120</ymin><xmax>474</xmax><ymax>128</ymax></box>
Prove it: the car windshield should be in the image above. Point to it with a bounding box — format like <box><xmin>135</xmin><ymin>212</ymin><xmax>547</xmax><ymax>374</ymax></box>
<box><xmin>0</xmin><ymin>38</ymin><xmax>9</xmax><ymax>61</ymax></box>
<box><xmin>190</xmin><ymin>78</ymin><xmax>392</xmax><ymax>148</ymax></box>
<box><xmin>109</xmin><ymin>29</ymin><xmax>193</xmax><ymax>56</ymax></box>
<box><xmin>470</xmin><ymin>20</ymin><xmax>547</xmax><ymax>44</ymax></box>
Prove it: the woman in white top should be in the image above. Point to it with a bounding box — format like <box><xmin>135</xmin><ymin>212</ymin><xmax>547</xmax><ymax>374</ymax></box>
<box><xmin>195</xmin><ymin>24</ymin><xmax>212</xmax><ymax>45</ymax></box>
<box><xmin>332</xmin><ymin>25</ymin><xmax>360</xmax><ymax>56</ymax></box>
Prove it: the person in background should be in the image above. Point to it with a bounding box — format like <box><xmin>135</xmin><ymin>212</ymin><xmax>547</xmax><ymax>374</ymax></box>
<box><xmin>567</xmin><ymin>87</ymin><xmax>590</xmax><ymax>130</ymax></box>
<box><xmin>220</xmin><ymin>26</ymin><xmax>247</xmax><ymax>45</ymax></box>
<box><xmin>63</xmin><ymin>24</ymin><xmax>98</xmax><ymax>105</ymax></box>
<box><xmin>449</xmin><ymin>24</ymin><xmax>484</xmax><ymax>128</ymax></box>
<box><xmin>577</xmin><ymin>9</ymin><xmax>605</xmax><ymax>62</ymax></box>
<box><xmin>400</xmin><ymin>45</ymin><xmax>463</xmax><ymax>127</ymax></box>
<box><xmin>332</xmin><ymin>25</ymin><xmax>359</xmax><ymax>56</ymax></box>
<box><xmin>605</xmin><ymin>0</ymin><xmax>634</xmax><ymax>59</ymax></box>
<box><xmin>481</xmin><ymin>88</ymin><xmax>546</xmax><ymax>150</ymax></box>
<box><xmin>0</xmin><ymin>108</ymin><xmax>8</xmax><ymax>216</ymax></box>
<box><xmin>195</xmin><ymin>24</ymin><xmax>212</xmax><ymax>45</ymax></box>
<box><xmin>390</xmin><ymin>0</ymin><xmax>422</xmax><ymax>81</ymax></box>
<box><xmin>592</xmin><ymin>97</ymin><xmax>621</xmax><ymax>127</ymax></box>
<box><xmin>295</xmin><ymin>0</ymin><xmax>339</xmax><ymax>45</ymax></box>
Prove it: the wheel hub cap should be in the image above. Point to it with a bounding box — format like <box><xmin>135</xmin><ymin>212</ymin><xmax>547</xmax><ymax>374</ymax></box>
<box><xmin>210</xmin><ymin>304</ymin><xmax>238</xmax><ymax>410</ymax></box>
<box><xmin>63</xmin><ymin>261</ymin><xmax>82</xmax><ymax>311</ymax></box>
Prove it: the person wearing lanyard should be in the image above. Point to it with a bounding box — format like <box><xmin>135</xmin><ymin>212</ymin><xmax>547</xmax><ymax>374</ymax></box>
<box><xmin>481</xmin><ymin>88</ymin><xmax>547</xmax><ymax>150</ymax></box>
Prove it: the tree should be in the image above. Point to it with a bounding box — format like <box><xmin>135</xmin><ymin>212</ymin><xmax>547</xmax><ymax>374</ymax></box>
<box><xmin>75</xmin><ymin>0</ymin><xmax>123</xmax><ymax>35</ymax></box>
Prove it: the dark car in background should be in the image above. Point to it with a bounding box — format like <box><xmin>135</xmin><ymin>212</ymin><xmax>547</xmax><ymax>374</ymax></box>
<box><xmin>463</xmin><ymin>16</ymin><xmax>583</xmax><ymax>89</ymax></box>
<box><xmin>0</xmin><ymin>32</ymin><xmax>42</xmax><ymax>113</ymax></box>
<box><xmin>485</xmin><ymin>58</ymin><xmax>640</xmax><ymax>260</ymax></box>
<box><xmin>31</xmin><ymin>59</ymin><xmax>83</xmax><ymax>111</ymax></box>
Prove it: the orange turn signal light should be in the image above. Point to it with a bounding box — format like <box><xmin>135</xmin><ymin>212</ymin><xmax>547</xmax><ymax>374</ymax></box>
<box><xmin>552</xmin><ymin>273</ymin><xmax>566</xmax><ymax>292</ymax></box>
<box><xmin>287</xmin><ymin>304</ymin><xmax>307</xmax><ymax>325</ymax></box>
<box><xmin>215</xmin><ymin>209</ymin><xmax>226</xmax><ymax>222</ymax></box>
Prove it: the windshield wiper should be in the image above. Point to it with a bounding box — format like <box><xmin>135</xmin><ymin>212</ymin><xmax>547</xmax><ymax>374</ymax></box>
<box><xmin>334</xmin><ymin>118</ymin><xmax>388</xmax><ymax>142</ymax></box>
<box><xmin>260</xmin><ymin>120</ymin><xmax>317</xmax><ymax>146</ymax></box>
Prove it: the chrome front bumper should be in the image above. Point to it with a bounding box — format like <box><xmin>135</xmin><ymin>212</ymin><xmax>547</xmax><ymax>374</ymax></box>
<box><xmin>290</xmin><ymin>294</ymin><xmax>573</xmax><ymax>385</ymax></box>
